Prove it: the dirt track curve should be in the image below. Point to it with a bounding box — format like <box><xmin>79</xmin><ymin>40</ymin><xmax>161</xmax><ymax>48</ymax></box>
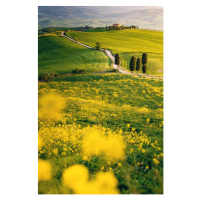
<box><xmin>61</xmin><ymin>32</ymin><xmax>161</xmax><ymax>79</ymax></box>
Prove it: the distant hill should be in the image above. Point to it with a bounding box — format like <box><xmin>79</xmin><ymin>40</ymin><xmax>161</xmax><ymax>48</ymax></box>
<box><xmin>38</xmin><ymin>6</ymin><xmax>163</xmax><ymax>30</ymax></box>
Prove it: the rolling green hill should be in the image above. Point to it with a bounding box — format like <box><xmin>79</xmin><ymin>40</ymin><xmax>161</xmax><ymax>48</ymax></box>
<box><xmin>38</xmin><ymin>34</ymin><xmax>110</xmax><ymax>75</ymax></box>
<box><xmin>66</xmin><ymin>29</ymin><xmax>163</xmax><ymax>75</ymax></box>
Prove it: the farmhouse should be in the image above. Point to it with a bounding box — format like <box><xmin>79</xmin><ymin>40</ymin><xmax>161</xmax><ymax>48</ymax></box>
<box><xmin>113</xmin><ymin>23</ymin><xmax>125</xmax><ymax>27</ymax></box>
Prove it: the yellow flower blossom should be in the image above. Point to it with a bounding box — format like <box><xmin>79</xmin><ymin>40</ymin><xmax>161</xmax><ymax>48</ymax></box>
<box><xmin>118</xmin><ymin>163</ymin><xmax>122</xmax><ymax>167</ymax></box>
<box><xmin>62</xmin><ymin>164</ymin><xmax>89</xmax><ymax>193</ymax></box>
<box><xmin>153</xmin><ymin>158</ymin><xmax>160</xmax><ymax>165</ymax></box>
<box><xmin>52</xmin><ymin>148</ymin><xmax>58</xmax><ymax>155</ymax></box>
<box><xmin>83</xmin><ymin>156</ymin><xmax>88</xmax><ymax>161</ymax></box>
<box><xmin>141</xmin><ymin>148</ymin><xmax>146</xmax><ymax>153</ymax></box>
<box><xmin>38</xmin><ymin>135</ymin><xmax>43</xmax><ymax>150</ymax></box>
<box><xmin>38</xmin><ymin>159</ymin><xmax>52</xmax><ymax>181</ymax></box>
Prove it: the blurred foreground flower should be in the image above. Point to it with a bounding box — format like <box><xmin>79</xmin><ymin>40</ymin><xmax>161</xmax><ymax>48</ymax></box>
<box><xmin>38</xmin><ymin>93</ymin><xmax>66</xmax><ymax>123</ymax></box>
<box><xmin>62</xmin><ymin>164</ymin><xmax>119</xmax><ymax>194</ymax></box>
<box><xmin>82</xmin><ymin>129</ymin><xmax>125</xmax><ymax>161</ymax></box>
<box><xmin>38</xmin><ymin>159</ymin><xmax>52</xmax><ymax>181</ymax></box>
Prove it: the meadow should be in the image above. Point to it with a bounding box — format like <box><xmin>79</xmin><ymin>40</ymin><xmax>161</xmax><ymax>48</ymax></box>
<box><xmin>38</xmin><ymin>30</ymin><xmax>163</xmax><ymax>194</ymax></box>
<box><xmin>38</xmin><ymin>73</ymin><xmax>163</xmax><ymax>194</ymax></box>
<box><xmin>66</xmin><ymin>29</ymin><xmax>163</xmax><ymax>75</ymax></box>
<box><xmin>38</xmin><ymin>33</ymin><xmax>110</xmax><ymax>75</ymax></box>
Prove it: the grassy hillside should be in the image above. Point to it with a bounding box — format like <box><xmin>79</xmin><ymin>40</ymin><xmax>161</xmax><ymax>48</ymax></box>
<box><xmin>66</xmin><ymin>29</ymin><xmax>163</xmax><ymax>75</ymax></box>
<box><xmin>38</xmin><ymin>34</ymin><xmax>110</xmax><ymax>75</ymax></box>
<box><xmin>38</xmin><ymin>73</ymin><xmax>163</xmax><ymax>194</ymax></box>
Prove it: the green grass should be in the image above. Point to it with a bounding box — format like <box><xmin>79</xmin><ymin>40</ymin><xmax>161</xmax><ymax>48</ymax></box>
<box><xmin>66</xmin><ymin>29</ymin><xmax>163</xmax><ymax>75</ymax></box>
<box><xmin>39</xmin><ymin>73</ymin><xmax>163</xmax><ymax>141</ymax></box>
<box><xmin>38</xmin><ymin>29</ymin><xmax>163</xmax><ymax>194</ymax></box>
<box><xmin>38</xmin><ymin>73</ymin><xmax>163</xmax><ymax>194</ymax></box>
<box><xmin>38</xmin><ymin>35</ymin><xmax>110</xmax><ymax>75</ymax></box>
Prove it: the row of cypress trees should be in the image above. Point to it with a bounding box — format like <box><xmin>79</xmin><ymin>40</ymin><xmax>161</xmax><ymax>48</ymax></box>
<box><xmin>115</xmin><ymin>53</ymin><xmax>147</xmax><ymax>73</ymax></box>
<box><xmin>129</xmin><ymin>53</ymin><xmax>147</xmax><ymax>73</ymax></box>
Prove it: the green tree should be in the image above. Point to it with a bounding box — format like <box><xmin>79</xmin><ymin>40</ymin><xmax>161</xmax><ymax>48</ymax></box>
<box><xmin>129</xmin><ymin>56</ymin><xmax>136</xmax><ymax>72</ymax></box>
<box><xmin>95</xmin><ymin>42</ymin><xmax>102</xmax><ymax>50</ymax></box>
<box><xmin>115</xmin><ymin>54</ymin><xmax>120</xmax><ymax>65</ymax></box>
<box><xmin>142</xmin><ymin>53</ymin><xmax>147</xmax><ymax>73</ymax></box>
<box><xmin>136</xmin><ymin>58</ymin><xmax>141</xmax><ymax>71</ymax></box>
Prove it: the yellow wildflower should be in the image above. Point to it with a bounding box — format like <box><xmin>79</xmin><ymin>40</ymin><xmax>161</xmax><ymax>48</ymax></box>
<box><xmin>52</xmin><ymin>148</ymin><xmax>58</xmax><ymax>155</ymax></box>
<box><xmin>91</xmin><ymin>172</ymin><xmax>119</xmax><ymax>194</ymax></box>
<box><xmin>38</xmin><ymin>135</ymin><xmax>43</xmax><ymax>150</ymax></box>
<box><xmin>38</xmin><ymin>159</ymin><xmax>52</xmax><ymax>181</ymax></box>
<box><xmin>153</xmin><ymin>158</ymin><xmax>160</xmax><ymax>165</ymax></box>
<box><xmin>118</xmin><ymin>163</ymin><xmax>122</xmax><ymax>167</ymax></box>
<box><xmin>83</xmin><ymin>156</ymin><xmax>88</xmax><ymax>161</ymax></box>
<box><xmin>62</xmin><ymin>164</ymin><xmax>89</xmax><ymax>193</ymax></box>
<box><xmin>141</xmin><ymin>148</ymin><xmax>146</xmax><ymax>153</ymax></box>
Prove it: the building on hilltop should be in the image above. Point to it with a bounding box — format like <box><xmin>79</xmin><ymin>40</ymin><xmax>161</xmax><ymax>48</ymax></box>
<box><xmin>113</xmin><ymin>23</ymin><xmax>125</xmax><ymax>27</ymax></box>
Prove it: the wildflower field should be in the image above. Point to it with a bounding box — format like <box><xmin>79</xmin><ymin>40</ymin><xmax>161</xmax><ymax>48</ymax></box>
<box><xmin>38</xmin><ymin>73</ymin><xmax>163</xmax><ymax>194</ymax></box>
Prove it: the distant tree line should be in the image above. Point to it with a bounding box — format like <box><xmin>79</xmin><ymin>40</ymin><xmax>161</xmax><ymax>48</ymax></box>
<box><xmin>38</xmin><ymin>24</ymin><xmax>140</xmax><ymax>35</ymax></box>
<box><xmin>38</xmin><ymin>27</ymin><xmax>66</xmax><ymax>35</ymax></box>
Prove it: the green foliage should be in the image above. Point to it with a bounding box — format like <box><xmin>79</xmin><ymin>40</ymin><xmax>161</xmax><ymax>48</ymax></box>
<box><xmin>129</xmin><ymin>56</ymin><xmax>136</xmax><ymax>71</ymax></box>
<box><xmin>142</xmin><ymin>64</ymin><xmax>147</xmax><ymax>73</ymax></box>
<box><xmin>136</xmin><ymin>58</ymin><xmax>141</xmax><ymax>71</ymax></box>
<box><xmin>142</xmin><ymin>53</ymin><xmax>148</xmax><ymax>65</ymax></box>
<box><xmin>142</xmin><ymin>53</ymin><xmax>147</xmax><ymax>73</ymax></box>
<box><xmin>72</xmin><ymin>69</ymin><xmax>86</xmax><ymax>74</ymax></box>
<box><xmin>38</xmin><ymin>72</ymin><xmax>58</xmax><ymax>81</ymax></box>
<box><xmin>95</xmin><ymin>42</ymin><xmax>102</xmax><ymax>50</ymax></box>
<box><xmin>115</xmin><ymin>54</ymin><xmax>120</xmax><ymax>65</ymax></box>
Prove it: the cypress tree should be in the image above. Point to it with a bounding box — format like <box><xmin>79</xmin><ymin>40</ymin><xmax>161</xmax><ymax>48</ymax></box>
<box><xmin>136</xmin><ymin>58</ymin><xmax>141</xmax><ymax>71</ymax></box>
<box><xmin>142</xmin><ymin>64</ymin><xmax>147</xmax><ymax>73</ymax></box>
<box><xmin>142</xmin><ymin>53</ymin><xmax>147</xmax><ymax>73</ymax></box>
<box><xmin>130</xmin><ymin>56</ymin><xmax>136</xmax><ymax>71</ymax></box>
<box><xmin>115</xmin><ymin>54</ymin><xmax>120</xmax><ymax>65</ymax></box>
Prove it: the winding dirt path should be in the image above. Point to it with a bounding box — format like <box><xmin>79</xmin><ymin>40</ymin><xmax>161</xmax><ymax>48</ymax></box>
<box><xmin>61</xmin><ymin>32</ymin><xmax>162</xmax><ymax>79</ymax></box>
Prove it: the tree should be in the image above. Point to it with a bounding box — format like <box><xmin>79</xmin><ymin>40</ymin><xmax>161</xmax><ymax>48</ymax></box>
<box><xmin>129</xmin><ymin>56</ymin><xmax>136</xmax><ymax>72</ymax></box>
<box><xmin>142</xmin><ymin>53</ymin><xmax>147</xmax><ymax>73</ymax></box>
<box><xmin>136</xmin><ymin>58</ymin><xmax>141</xmax><ymax>71</ymax></box>
<box><xmin>95</xmin><ymin>42</ymin><xmax>102</xmax><ymax>50</ymax></box>
<box><xmin>115</xmin><ymin>54</ymin><xmax>120</xmax><ymax>65</ymax></box>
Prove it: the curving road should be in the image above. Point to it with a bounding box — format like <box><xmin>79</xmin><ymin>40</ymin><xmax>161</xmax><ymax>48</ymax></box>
<box><xmin>61</xmin><ymin>32</ymin><xmax>159</xmax><ymax>79</ymax></box>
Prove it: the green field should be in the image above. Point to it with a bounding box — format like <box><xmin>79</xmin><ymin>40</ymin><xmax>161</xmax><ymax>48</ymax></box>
<box><xmin>38</xmin><ymin>34</ymin><xmax>110</xmax><ymax>75</ymax></box>
<box><xmin>38</xmin><ymin>74</ymin><xmax>163</xmax><ymax>194</ymax></box>
<box><xmin>66</xmin><ymin>29</ymin><xmax>163</xmax><ymax>75</ymax></box>
<box><xmin>38</xmin><ymin>30</ymin><xmax>163</xmax><ymax>194</ymax></box>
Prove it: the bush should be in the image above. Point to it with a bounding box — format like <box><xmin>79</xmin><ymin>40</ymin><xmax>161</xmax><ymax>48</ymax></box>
<box><xmin>136</xmin><ymin>58</ymin><xmax>141</xmax><ymax>71</ymax></box>
<box><xmin>38</xmin><ymin>72</ymin><xmax>58</xmax><ymax>81</ymax></box>
<box><xmin>96</xmin><ymin>42</ymin><xmax>102</xmax><ymax>50</ymax></box>
<box><xmin>115</xmin><ymin>54</ymin><xmax>120</xmax><ymax>65</ymax></box>
<box><xmin>72</xmin><ymin>69</ymin><xmax>86</xmax><ymax>74</ymax></box>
